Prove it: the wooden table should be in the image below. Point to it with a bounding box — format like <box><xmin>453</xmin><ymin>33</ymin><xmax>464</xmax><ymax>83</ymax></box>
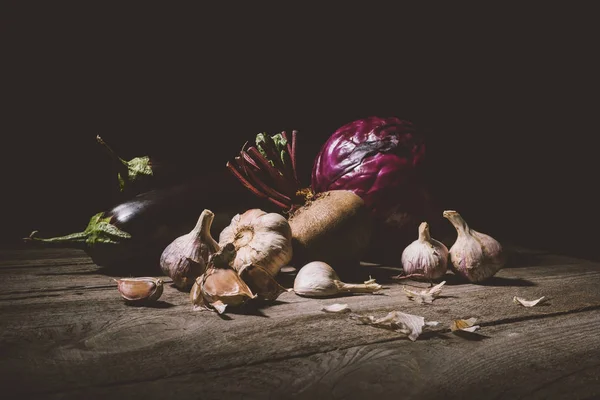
<box><xmin>1</xmin><ymin>246</ymin><xmax>600</xmax><ymax>400</ymax></box>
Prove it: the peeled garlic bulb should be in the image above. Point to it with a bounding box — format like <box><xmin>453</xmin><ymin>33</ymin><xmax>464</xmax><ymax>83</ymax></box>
<box><xmin>160</xmin><ymin>209</ymin><xmax>220</xmax><ymax>290</ymax></box>
<box><xmin>218</xmin><ymin>209</ymin><xmax>293</xmax><ymax>276</ymax></box>
<box><xmin>443</xmin><ymin>210</ymin><xmax>505</xmax><ymax>282</ymax></box>
<box><xmin>400</xmin><ymin>222</ymin><xmax>448</xmax><ymax>280</ymax></box>
<box><xmin>190</xmin><ymin>243</ymin><xmax>256</xmax><ymax>314</ymax></box>
<box><xmin>293</xmin><ymin>261</ymin><xmax>382</xmax><ymax>298</ymax></box>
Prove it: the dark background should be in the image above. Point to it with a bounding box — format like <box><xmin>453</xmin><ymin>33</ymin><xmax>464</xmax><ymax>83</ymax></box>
<box><xmin>2</xmin><ymin>3</ymin><xmax>598</xmax><ymax>260</ymax></box>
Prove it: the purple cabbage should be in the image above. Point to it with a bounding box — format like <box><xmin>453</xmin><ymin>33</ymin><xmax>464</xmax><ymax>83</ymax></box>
<box><xmin>311</xmin><ymin>117</ymin><xmax>433</xmax><ymax>261</ymax></box>
<box><xmin>312</xmin><ymin>116</ymin><xmax>427</xmax><ymax>221</ymax></box>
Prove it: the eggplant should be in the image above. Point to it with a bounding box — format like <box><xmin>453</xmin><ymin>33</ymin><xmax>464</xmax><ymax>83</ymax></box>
<box><xmin>24</xmin><ymin>174</ymin><xmax>258</xmax><ymax>274</ymax></box>
<box><xmin>96</xmin><ymin>135</ymin><xmax>202</xmax><ymax>198</ymax></box>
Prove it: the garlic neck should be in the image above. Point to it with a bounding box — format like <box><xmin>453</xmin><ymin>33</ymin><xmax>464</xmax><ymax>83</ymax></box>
<box><xmin>417</xmin><ymin>222</ymin><xmax>431</xmax><ymax>243</ymax></box>
<box><xmin>443</xmin><ymin>210</ymin><xmax>470</xmax><ymax>236</ymax></box>
<box><xmin>192</xmin><ymin>210</ymin><xmax>216</xmax><ymax>240</ymax></box>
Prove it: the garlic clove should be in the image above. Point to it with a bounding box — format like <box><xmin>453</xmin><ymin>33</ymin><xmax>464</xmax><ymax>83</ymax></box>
<box><xmin>397</xmin><ymin>222</ymin><xmax>448</xmax><ymax>280</ymax></box>
<box><xmin>190</xmin><ymin>244</ymin><xmax>257</xmax><ymax>314</ymax></box>
<box><xmin>239</xmin><ymin>263</ymin><xmax>291</xmax><ymax>301</ymax></box>
<box><xmin>114</xmin><ymin>277</ymin><xmax>164</xmax><ymax>304</ymax></box>
<box><xmin>293</xmin><ymin>261</ymin><xmax>382</xmax><ymax>298</ymax></box>
<box><xmin>160</xmin><ymin>209</ymin><xmax>220</xmax><ymax>290</ymax></box>
<box><xmin>443</xmin><ymin>210</ymin><xmax>505</xmax><ymax>283</ymax></box>
<box><xmin>218</xmin><ymin>209</ymin><xmax>293</xmax><ymax>277</ymax></box>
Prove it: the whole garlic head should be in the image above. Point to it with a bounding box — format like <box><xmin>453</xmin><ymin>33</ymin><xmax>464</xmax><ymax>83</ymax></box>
<box><xmin>401</xmin><ymin>222</ymin><xmax>448</xmax><ymax>280</ymax></box>
<box><xmin>160</xmin><ymin>209</ymin><xmax>220</xmax><ymax>290</ymax></box>
<box><xmin>443</xmin><ymin>210</ymin><xmax>505</xmax><ymax>283</ymax></box>
<box><xmin>218</xmin><ymin>209</ymin><xmax>293</xmax><ymax>276</ymax></box>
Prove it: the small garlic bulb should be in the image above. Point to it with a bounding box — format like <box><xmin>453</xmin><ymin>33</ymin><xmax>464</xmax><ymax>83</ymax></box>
<box><xmin>218</xmin><ymin>209</ymin><xmax>293</xmax><ymax>276</ymax></box>
<box><xmin>293</xmin><ymin>261</ymin><xmax>382</xmax><ymax>298</ymax></box>
<box><xmin>160</xmin><ymin>209</ymin><xmax>220</xmax><ymax>290</ymax></box>
<box><xmin>400</xmin><ymin>222</ymin><xmax>448</xmax><ymax>280</ymax></box>
<box><xmin>443</xmin><ymin>210</ymin><xmax>505</xmax><ymax>283</ymax></box>
<box><xmin>190</xmin><ymin>243</ymin><xmax>256</xmax><ymax>314</ymax></box>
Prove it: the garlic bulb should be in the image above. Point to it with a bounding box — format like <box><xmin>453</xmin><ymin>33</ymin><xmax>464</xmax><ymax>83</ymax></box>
<box><xmin>190</xmin><ymin>243</ymin><xmax>256</xmax><ymax>314</ymax></box>
<box><xmin>398</xmin><ymin>222</ymin><xmax>448</xmax><ymax>280</ymax></box>
<box><xmin>218</xmin><ymin>209</ymin><xmax>292</xmax><ymax>276</ymax></box>
<box><xmin>293</xmin><ymin>261</ymin><xmax>382</xmax><ymax>298</ymax></box>
<box><xmin>443</xmin><ymin>210</ymin><xmax>505</xmax><ymax>283</ymax></box>
<box><xmin>160</xmin><ymin>209</ymin><xmax>220</xmax><ymax>290</ymax></box>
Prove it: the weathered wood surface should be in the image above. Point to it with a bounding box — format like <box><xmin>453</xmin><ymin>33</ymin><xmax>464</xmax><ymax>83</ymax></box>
<box><xmin>1</xmin><ymin>247</ymin><xmax>600</xmax><ymax>400</ymax></box>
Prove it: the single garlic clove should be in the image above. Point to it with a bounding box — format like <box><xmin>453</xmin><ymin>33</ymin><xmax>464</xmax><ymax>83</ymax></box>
<box><xmin>239</xmin><ymin>263</ymin><xmax>291</xmax><ymax>301</ymax></box>
<box><xmin>218</xmin><ymin>209</ymin><xmax>293</xmax><ymax>277</ymax></box>
<box><xmin>443</xmin><ymin>210</ymin><xmax>505</xmax><ymax>283</ymax></box>
<box><xmin>190</xmin><ymin>244</ymin><xmax>257</xmax><ymax>314</ymax></box>
<box><xmin>160</xmin><ymin>209</ymin><xmax>220</xmax><ymax>290</ymax></box>
<box><xmin>191</xmin><ymin>268</ymin><xmax>257</xmax><ymax>313</ymax></box>
<box><xmin>293</xmin><ymin>261</ymin><xmax>382</xmax><ymax>298</ymax></box>
<box><xmin>399</xmin><ymin>222</ymin><xmax>449</xmax><ymax>280</ymax></box>
<box><xmin>114</xmin><ymin>277</ymin><xmax>164</xmax><ymax>304</ymax></box>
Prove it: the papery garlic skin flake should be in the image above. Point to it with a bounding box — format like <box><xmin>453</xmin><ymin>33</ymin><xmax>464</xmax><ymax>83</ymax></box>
<box><xmin>401</xmin><ymin>222</ymin><xmax>449</xmax><ymax>280</ymax></box>
<box><xmin>218</xmin><ymin>209</ymin><xmax>293</xmax><ymax>277</ymax></box>
<box><xmin>513</xmin><ymin>296</ymin><xmax>545</xmax><ymax>307</ymax></box>
<box><xmin>443</xmin><ymin>210</ymin><xmax>505</xmax><ymax>283</ymax></box>
<box><xmin>351</xmin><ymin>311</ymin><xmax>439</xmax><ymax>341</ymax></box>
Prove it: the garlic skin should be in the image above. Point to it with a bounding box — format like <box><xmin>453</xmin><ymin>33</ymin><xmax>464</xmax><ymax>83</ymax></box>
<box><xmin>443</xmin><ymin>210</ymin><xmax>505</xmax><ymax>283</ymax></box>
<box><xmin>114</xmin><ymin>277</ymin><xmax>164</xmax><ymax>304</ymax></box>
<box><xmin>160</xmin><ymin>209</ymin><xmax>220</xmax><ymax>290</ymax></box>
<box><xmin>190</xmin><ymin>243</ymin><xmax>257</xmax><ymax>313</ymax></box>
<box><xmin>293</xmin><ymin>261</ymin><xmax>382</xmax><ymax>298</ymax></box>
<box><xmin>218</xmin><ymin>209</ymin><xmax>292</xmax><ymax>276</ymax></box>
<box><xmin>400</xmin><ymin>222</ymin><xmax>448</xmax><ymax>280</ymax></box>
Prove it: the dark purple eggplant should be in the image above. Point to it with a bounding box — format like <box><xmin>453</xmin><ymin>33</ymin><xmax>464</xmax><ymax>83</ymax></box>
<box><xmin>23</xmin><ymin>174</ymin><xmax>255</xmax><ymax>274</ymax></box>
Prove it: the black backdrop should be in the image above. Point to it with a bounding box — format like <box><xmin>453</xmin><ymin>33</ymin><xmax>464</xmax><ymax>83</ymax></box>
<box><xmin>2</xmin><ymin>3</ymin><xmax>598</xmax><ymax>260</ymax></box>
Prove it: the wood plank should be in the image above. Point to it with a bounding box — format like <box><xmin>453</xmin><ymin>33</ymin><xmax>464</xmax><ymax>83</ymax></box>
<box><xmin>33</xmin><ymin>309</ymin><xmax>600</xmax><ymax>400</ymax></box>
<box><xmin>1</xmin><ymin>248</ymin><xmax>600</xmax><ymax>399</ymax></box>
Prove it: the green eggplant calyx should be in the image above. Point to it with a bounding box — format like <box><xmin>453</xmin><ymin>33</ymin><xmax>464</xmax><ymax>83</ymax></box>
<box><xmin>118</xmin><ymin>156</ymin><xmax>153</xmax><ymax>192</ymax></box>
<box><xmin>24</xmin><ymin>212</ymin><xmax>133</xmax><ymax>249</ymax></box>
<box><xmin>97</xmin><ymin>135</ymin><xmax>153</xmax><ymax>192</ymax></box>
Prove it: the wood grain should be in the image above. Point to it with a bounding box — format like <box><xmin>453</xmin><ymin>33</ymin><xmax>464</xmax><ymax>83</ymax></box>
<box><xmin>1</xmin><ymin>247</ymin><xmax>599</xmax><ymax>399</ymax></box>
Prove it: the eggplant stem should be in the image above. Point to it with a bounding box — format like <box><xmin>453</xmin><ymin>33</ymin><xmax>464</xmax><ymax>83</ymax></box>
<box><xmin>24</xmin><ymin>230</ymin><xmax>88</xmax><ymax>249</ymax></box>
<box><xmin>96</xmin><ymin>135</ymin><xmax>128</xmax><ymax>172</ymax></box>
<box><xmin>226</xmin><ymin>162</ymin><xmax>289</xmax><ymax>209</ymax></box>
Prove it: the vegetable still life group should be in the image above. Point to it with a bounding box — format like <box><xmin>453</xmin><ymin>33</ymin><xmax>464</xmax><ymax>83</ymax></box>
<box><xmin>24</xmin><ymin>116</ymin><xmax>546</xmax><ymax>342</ymax></box>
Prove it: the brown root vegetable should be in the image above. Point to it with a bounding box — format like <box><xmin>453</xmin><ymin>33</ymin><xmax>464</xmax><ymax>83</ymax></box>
<box><xmin>226</xmin><ymin>131</ymin><xmax>373</xmax><ymax>271</ymax></box>
<box><xmin>288</xmin><ymin>190</ymin><xmax>372</xmax><ymax>268</ymax></box>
